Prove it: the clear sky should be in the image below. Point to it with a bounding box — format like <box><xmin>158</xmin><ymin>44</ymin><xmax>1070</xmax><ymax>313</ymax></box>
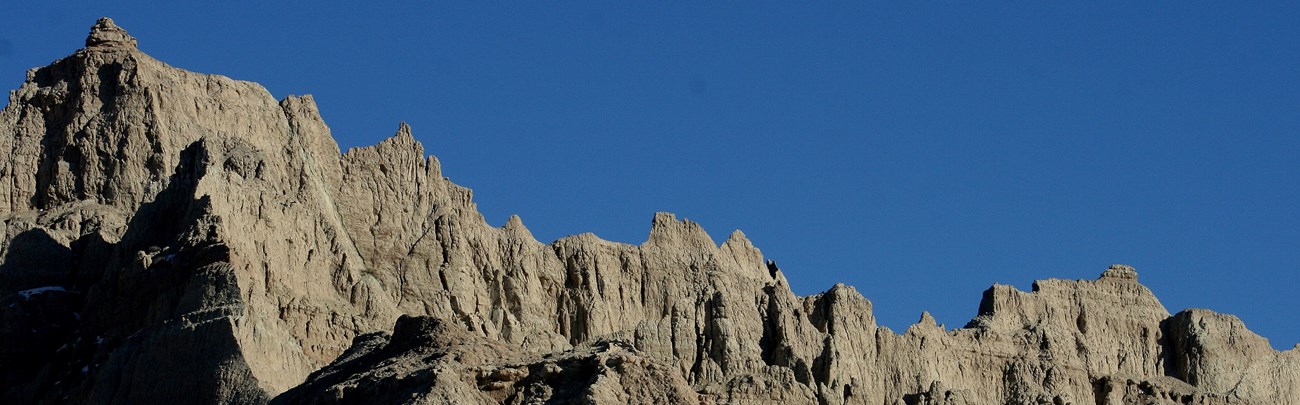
<box><xmin>3</xmin><ymin>2</ymin><xmax>1298</xmax><ymax>349</ymax></box>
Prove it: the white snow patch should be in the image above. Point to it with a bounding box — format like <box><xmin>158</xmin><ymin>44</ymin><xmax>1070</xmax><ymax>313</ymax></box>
<box><xmin>18</xmin><ymin>286</ymin><xmax>67</xmax><ymax>300</ymax></box>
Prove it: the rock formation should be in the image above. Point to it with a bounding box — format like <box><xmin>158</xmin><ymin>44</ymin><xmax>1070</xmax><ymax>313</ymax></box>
<box><xmin>0</xmin><ymin>18</ymin><xmax>1295</xmax><ymax>404</ymax></box>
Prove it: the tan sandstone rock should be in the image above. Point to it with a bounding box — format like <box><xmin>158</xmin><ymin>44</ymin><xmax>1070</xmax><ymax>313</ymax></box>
<box><xmin>0</xmin><ymin>19</ymin><xmax>1295</xmax><ymax>405</ymax></box>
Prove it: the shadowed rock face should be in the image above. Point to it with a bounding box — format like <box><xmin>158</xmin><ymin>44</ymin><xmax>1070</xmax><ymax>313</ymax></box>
<box><xmin>0</xmin><ymin>18</ymin><xmax>1296</xmax><ymax>405</ymax></box>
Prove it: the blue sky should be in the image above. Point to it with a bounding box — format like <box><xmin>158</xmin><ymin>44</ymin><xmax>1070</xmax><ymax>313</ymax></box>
<box><xmin>3</xmin><ymin>2</ymin><xmax>1298</xmax><ymax>348</ymax></box>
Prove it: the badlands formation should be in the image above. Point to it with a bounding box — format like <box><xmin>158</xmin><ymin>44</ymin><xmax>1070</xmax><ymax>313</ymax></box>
<box><xmin>0</xmin><ymin>18</ymin><xmax>1296</xmax><ymax>405</ymax></box>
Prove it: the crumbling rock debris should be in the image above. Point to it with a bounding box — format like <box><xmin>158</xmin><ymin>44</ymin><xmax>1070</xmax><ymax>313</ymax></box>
<box><xmin>0</xmin><ymin>18</ymin><xmax>1295</xmax><ymax>405</ymax></box>
<box><xmin>1100</xmin><ymin>263</ymin><xmax>1139</xmax><ymax>280</ymax></box>
<box><xmin>85</xmin><ymin>18</ymin><xmax>137</xmax><ymax>49</ymax></box>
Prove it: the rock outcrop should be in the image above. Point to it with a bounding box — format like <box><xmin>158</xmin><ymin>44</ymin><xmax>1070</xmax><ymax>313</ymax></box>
<box><xmin>0</xmin><ymin>18</ymin><xmax>1296</xmax><ymax>404</ymax></box>
<box><xmin>273</xmin><ymin>315</ymin><xmax>702</xmax><ymax>405</ymax></box>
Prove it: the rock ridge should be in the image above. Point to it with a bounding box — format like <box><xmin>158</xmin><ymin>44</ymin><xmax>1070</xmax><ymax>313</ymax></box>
<box><xmin>0</xmin><ymin>18</ymin><xmax>1295</xmax><ymax>405</ymax></box>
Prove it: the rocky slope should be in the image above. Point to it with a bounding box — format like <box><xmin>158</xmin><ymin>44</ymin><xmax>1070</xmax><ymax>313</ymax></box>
<box><xmin>0</xmin><ymin>18</ymin><xmax>1296</xmax><ymax>405</ymax></box>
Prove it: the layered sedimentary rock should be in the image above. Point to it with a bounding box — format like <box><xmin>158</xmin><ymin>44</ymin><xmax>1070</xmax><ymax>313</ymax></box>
<box><xmin>0</xmin><ymin>18</ymin><xmax>1296</xmax><ymax>404</ymax></box>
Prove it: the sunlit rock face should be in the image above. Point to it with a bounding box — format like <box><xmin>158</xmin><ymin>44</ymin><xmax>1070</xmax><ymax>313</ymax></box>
<box><xmin>0</xmin><ymin>19</ymin><xmax>1295</xmax><ymax>405</ymax></box>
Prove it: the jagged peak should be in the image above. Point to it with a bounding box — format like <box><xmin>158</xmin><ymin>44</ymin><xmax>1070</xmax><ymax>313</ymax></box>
<box><xmin>280</xmin><ymin>94</ymin><xmax>318</xmax><ymax>109</ymax></box>
<box><xmin>554</xmin><ymin>231</ymin><xmax>629</xmax><ymax>248</ymax></box>
<box><xmin>918</xmin><ymin>311</ymin><xmax>937</xmax><ymax>326</ymax></box>
<box><xmin>906</xmin><ymin>311</ymin><xmax>944</xmax><ymax>335</ymax></box>
<box><xmin>280</xmin><ymin>95</ymin><xmax>325</xmax><ymax>130</ymax></box>
<box><xmin>342</xmin><ymin>122</ymin><xmax>425</xmax><ymax>160</ymax></box>
<box><xmin>825</xmin><ymin>282</ymin><xmax>857</xmax><ymax>296</ymax></box>
<box><xmin>504</xmin><ymin>214</ymin><xmax>525</xmax><ymax>229</ymax></box>
<box><xmin>395</xmin><ymin>121</ymin><xmax>413</xmax><ymax>140</ymax></box>
<box><xmin>818</xmin><ymin>283</ymin><xmax>874</xmax><ymax>317</ymax></box>
<box><xmin>723</xmin><ymin>229</ymin><xmax>751</xmax><ymax>247</ymax></box>
<box><xmin>805</xmin><ymin>282</ymin><xmax>877</xmax><ymax>334</ymax></box>
<box><xmin>376</xmin><ymin>122</ymin><xmax>417</xmax><ymax>146</ymax></box>
<box><xmin>1099</xmin><ymin>263</ymin><xmax>1138</xmax><ymax>281</ymax></box>
<box><xmin>85</xmin><ymin>17</ymin><xmax>137</xmax><ymax>50</ymax></box>
<box><xmin>717</xmin><ymin>228</ymin><xmax>770</xmax><ymax>279</ymax></box>
<box><xmin>977</xmin><ymin>265</ymin><xmax>1162</xmax><ymax>315</ymax></box>
<box><xmin>651</xmin><ymin>211</ymin><xmax>678</xmax><ymax>226</ymax></box>
<box><xmin>384</xmin><ymin>122</ymin><xmax>420</xmax><ymax>152</ymax></box>
<box><xmin>645</xmin><ymin>212</ymin><xmax>715</xmax><ymax>248</ymax></box>
<box><xmin>501</xmin><ymin>214</ymin><xmax>536</xmax><ymax>240</ymax></box>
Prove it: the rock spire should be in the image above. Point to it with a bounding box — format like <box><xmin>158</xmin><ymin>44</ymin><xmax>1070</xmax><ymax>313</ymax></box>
<box><xmin>85</xmin><ymin>17</ymin><xmax>137</xmax><ymax>49</ymax></box>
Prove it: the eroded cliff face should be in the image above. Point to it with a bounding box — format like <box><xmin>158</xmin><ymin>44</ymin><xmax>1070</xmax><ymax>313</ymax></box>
<box><xmin>0</xmin><ymin>19</ymin><xmax>1295</xmax><ymax>405</ymax></box>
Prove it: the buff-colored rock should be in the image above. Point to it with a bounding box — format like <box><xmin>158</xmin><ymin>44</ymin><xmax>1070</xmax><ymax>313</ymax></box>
<box><xmin>0</xmin><ymin>18</ymin><xmax>1296</xmax><ymax>405</ymax></box>
<box><xmin>274</xmin><ymin>315</ymin><xmax>703</xmax><ymax>405</ymax></box>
